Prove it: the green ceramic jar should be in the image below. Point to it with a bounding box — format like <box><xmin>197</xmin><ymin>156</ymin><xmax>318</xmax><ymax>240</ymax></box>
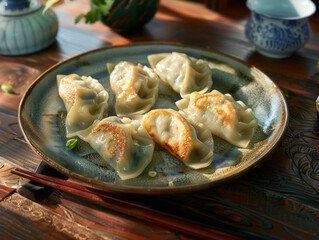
<box><xmin>99</xmin><ymin>0</ymin><xmax>160</xmax><ymax>32</ymax></box>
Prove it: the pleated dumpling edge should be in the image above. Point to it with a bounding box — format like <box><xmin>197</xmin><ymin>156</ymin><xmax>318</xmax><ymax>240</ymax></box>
<box><xmin>57</xmin><ymin>74</ymin><xmax>109</xmax><ymax>138</ymax></box>
<box><xmin>176</xmin><ymin>90</ymin><xmax>257</xmax><ymax>148</ymax></box>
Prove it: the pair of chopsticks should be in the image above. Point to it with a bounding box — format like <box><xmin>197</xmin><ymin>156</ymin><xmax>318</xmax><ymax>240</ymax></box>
<box><xmin>11</xmin><ymin>168</ymin><xmax>244</xmax><ymax>240</ymax></box>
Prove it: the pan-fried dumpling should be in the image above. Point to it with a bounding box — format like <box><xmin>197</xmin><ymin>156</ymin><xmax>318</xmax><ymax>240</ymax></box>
<box><xmin>142</xmin><ymin>109</ymin><xmax>213</xmax><ymax>169</ymax></box>
<box><xmin>176</xmin><ymin>90</ymin><xmax>257</xmax><ymax>148</ymax></box>
<box><xmin>57</xmin><ymin>74</ymin><xmax>109</xmax><ymax>138</ymax></box>
<box><xmin>147</xmin><ymin>52</ymin><xmax>212</xmax><ymax>97</ymax></box>
<box><xmin>77</xmin><ymin>117</ymin><xmax>154</xmax><ymax>180</ymax></box>
<box><xmin>107</xmin><ymin>61</ymin><xmax>160</xmax><ymax>117</ymax></box>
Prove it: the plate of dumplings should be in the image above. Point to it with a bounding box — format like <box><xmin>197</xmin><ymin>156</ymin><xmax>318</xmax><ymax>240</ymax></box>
<box><xmin>19</xmin><ymin>42</ymin><xmax>288</xmax><ymax>194</ymax></box>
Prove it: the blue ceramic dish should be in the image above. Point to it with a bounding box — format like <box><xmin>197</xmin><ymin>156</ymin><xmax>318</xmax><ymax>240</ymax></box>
<box><xmin>19</xmin><ymin>42</ymin><xmax>288</xmax><ymax>194</ymax></box>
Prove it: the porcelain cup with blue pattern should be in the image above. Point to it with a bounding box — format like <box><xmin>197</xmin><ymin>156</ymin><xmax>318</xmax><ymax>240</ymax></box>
<box><xmin>245</xmin><ymin>0</ymin><xmax>316</xmax><ymax>58</ymax></box>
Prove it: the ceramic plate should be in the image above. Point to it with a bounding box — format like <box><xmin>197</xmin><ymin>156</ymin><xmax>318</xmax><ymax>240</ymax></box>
<box><xmin>19</xmin><ymin>42</ymin><xmax>288</xmax><ymax>194</ymax></box>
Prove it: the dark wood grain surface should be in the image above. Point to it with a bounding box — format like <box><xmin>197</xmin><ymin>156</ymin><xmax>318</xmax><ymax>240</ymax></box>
<box><xmin>1</xmin><ymin>0</ymin><xmax>319</xmax><ymax>239</ymax></box>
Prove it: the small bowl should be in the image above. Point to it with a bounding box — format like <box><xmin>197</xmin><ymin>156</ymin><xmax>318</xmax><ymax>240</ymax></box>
<box><xmin>245</xmin><ymin>0</ymin><xmax>316</xmax><ymax>58</ymax></box>
<box><xmin>100</xmin><ymin>0</ymin><xmax>160</xmax><ymax>33</ymax></box>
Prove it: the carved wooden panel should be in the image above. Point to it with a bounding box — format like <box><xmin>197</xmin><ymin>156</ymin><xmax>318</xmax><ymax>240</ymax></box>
<box><xmin>0</xmin><ymin>193</ymin><xmax>111</xmax><ymax>240</ymax></box>
<box><xmin>0</xmin><ymin>161</ymin><xmax>22</xmax><ymax>188</ymax></box>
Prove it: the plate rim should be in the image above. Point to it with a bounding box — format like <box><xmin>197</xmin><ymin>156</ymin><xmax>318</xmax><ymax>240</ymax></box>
<box><xmin>18</xmin><ymin>41</ymin><xmax>289</xmax><ymax>194</ymax></box>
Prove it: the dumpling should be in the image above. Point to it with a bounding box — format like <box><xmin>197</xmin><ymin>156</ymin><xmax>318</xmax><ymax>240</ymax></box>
<box><xmin>176</xmin><ymin>90</ymin><xmax>257</xmax><ymax>148</ymax></box>
<box><xmin>77</xmin><ymin>117</ymin><xmax>154</xmax><ymax>180</ymax></box>
<box><xmin>57</xmin><ymin>74</ymin><xmax>109</xmax><ymax>138</ymax></box>
<box><xmin>142</xmin><ymin>109</ymin><xmax>213</xmax><ymax>169</ymax></box>
<box><xmin>107</xmin><ymin>61</ymin><xmax>159</xmax><ymax>117</ymax></box>
<box><xmin>147</xmin><ymin>52</ymin><xmax>212</xmax><ymax>97</ymax></box>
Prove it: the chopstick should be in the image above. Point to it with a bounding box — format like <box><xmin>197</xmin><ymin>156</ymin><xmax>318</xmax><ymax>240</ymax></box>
<box><xmin>11</xmin><ymin>168</ymin><xmax>244</xmax><ymax>240</ymax></box>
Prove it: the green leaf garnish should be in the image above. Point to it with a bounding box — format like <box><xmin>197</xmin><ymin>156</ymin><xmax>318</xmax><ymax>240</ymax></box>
<box><xmin>42</xmin><ymin>0</ymin><xmax>114</xmax><ymax>24</ymax></box>
<box><xmin>66</xmin><ymin>138</ymin><xmax>78</xmax><ymax>150</ymax></box>
<box><xmin>75</xmin><ymin>14</ymin><xmax>86</xmax><ymax>24</ymax></box>
<box><xmin>75</xmin><ymin>0</ymin><xmax>114</xmax><ymax>24</ymax></box>
<box><xmin>281</xmin><ymin>88</ymin><xmax>289</xmax><ymax>98</ymax></box>
<box><xmin>98</xmin><ymin>0</ymin><xmax>114</xmax><ymax>16</ymax></box>
<box><xmin>1</xmin><ymin>84</ymin><xmax>15</xmax><ymax>94</ymax></box>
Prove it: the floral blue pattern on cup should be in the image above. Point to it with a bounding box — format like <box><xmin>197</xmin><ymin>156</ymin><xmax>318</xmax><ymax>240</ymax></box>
<box><xmin>245</xmin><ymin>0</ymin><xmax>316</xmax><ymax>58</ymax></box>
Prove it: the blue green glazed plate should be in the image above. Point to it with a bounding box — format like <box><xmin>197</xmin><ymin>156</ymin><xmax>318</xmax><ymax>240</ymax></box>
<box><xmin>19</xmin><ymin>42</ymin><xmax>288</xmax><ymax>194</ymax></box>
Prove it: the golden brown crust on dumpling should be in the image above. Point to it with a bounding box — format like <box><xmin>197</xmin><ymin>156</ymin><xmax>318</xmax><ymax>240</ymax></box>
<box><xmin>115</xmin><ymin>61</ymin><xmax>136</xmax><ymax>99</ymax></box>
<box><xmin>176</xmin><ymin>90</ymin><xmax>257</xmax><ymax>148</ymax></box>
<box><xmin>59</xmin><ymin>74</ymin><xmax>79</xmax><ymax>105</ymax></box>
<box><xmin>76</xmin><ymin>117</ymin><xmax>155</xmax><ymax>180</ymax></box>
<box><xmin>191</xmin><ymin>92</ymin><xmax>235</xmax><ymax>127</ymax></box>
<box><xmin>91</xmin><ymin>120</ymin><xmax>127</xmax><ymax>159</ymax></box>
<box><xmin>142</xmin><ymin>109</ymin><xmax>192</xmax><ymax>161</ymax></box>
<box><xmin>108</xmin><ymin>61</ymin><xmax>159</xmax><ymax>117</ymax></box>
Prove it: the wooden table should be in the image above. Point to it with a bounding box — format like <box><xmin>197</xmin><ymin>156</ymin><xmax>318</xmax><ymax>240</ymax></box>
<box><xmin>1</xmin><ymin>0</ymin><xmax>319</xmax><ymax>239</ymax></box>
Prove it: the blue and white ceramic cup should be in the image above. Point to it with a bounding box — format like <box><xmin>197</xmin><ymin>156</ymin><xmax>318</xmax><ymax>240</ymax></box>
<box><xmin>245</xmin><ymin>0</ymin><xmax>316</xmax><ymax>58</ymax></box>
